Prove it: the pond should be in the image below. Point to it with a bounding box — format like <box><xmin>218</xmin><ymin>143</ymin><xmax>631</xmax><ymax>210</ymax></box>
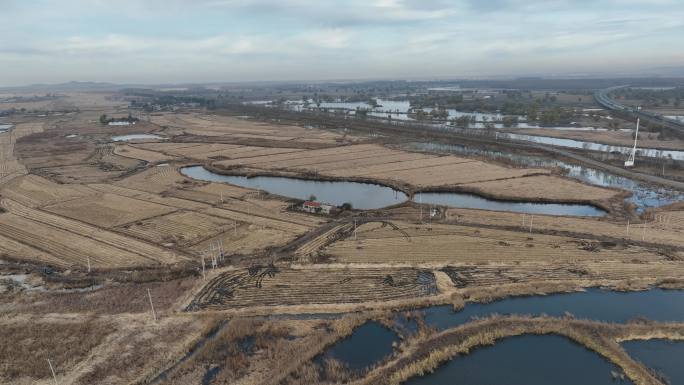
<box><xmin>180</xmin><ymin>166</ymin><xmax>408</xmax><ymax>210</ymax></box>
<box><xmin>623</xmin><ymin>339</ymin><xmax>684</xmax><ymax>385</ymax></box>
<box><xmin>317</xmin><ymin>321</ymin><xmax>398</xmax><ymax>372</ymax></box>
<box><xmin>111</xmin><ymin>134</ymin><xmax>166</xmax><ymax>141</ymax></box>
<box><xmin>0</xmin><ymin>124</ymin><xmax>13</xmax><ymax>133</ymax></box>
<box><xmin>182</xmin><ymin>166</ymin><xmax>605</xmax><ymax>215</ymax></box>
<box><xmin>502</xmin><ymin>133</ymin><xmax>684</xmax><ymax>160</ymax></box>
<box><xmin>404</xmin><ymin>142</ymin><xmax>684</xmax><ymax>212</ymax></box>
<box><xmin>322</xmin><ymin>289</ymin><xmax>684</xmax><ymax>373</ymax></box>
<box><xmin>414</xmin><ymin>192</ymin><xmax>606</xmax><ymax>217</ymax></box>
<box><xmin>404</xmin><ymin>335</ymin><xmax>633</xmax><ymax>385</ymax></box>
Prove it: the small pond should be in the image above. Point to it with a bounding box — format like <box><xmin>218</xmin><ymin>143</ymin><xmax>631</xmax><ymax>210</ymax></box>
<box><xmin>0</xmin><ymin>124</ymin><xmax>14</xmax><ymax>133</ymax></box>
<box><xmin>111</xmin><ymin>133</ymin><xmax>166</xmax><ymax>141</ymax></box>
<box><xmin>414</xmin><ymin>192</ymin><xmax>606</xmax><ymax>217</ymax></box>
<box><xmin>404</xmin><ymin>335</ymin><xmax>633</xmax><ymax>385</ymax></box>
<box><xmin>180</xmin><ymin>166</ymin><xmax>408</xmax><ymax>210</ymax></box>
<box><xmin>317</xmin><ymin>321</ymin><xmax>397</xmax><ymax>372</ymax></box>
<box><xmin>623</xmin><ymin>339</ymin><xmax>684</xmax><ymax>385</ymax></box>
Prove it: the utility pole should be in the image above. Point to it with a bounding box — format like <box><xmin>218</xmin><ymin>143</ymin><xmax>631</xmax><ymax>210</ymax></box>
<box><xmin>626</xmin><ymin>220</ymin><xmax>630</xmax><ymax>236</ymax></box>
<box><xmin>147</xmin><ymin>288</ymin><xmax>157</xmax><ymax>322</ymax></box>
<box><xmin>47</xmin><ymin>359</ymin><xmax>58</xmax><ymax>385</ymax></box>
<box><xmin>201</xmin><ymin>252</ymin><xmax>206</xmax><ymax>280</ymax></box>
<box><xmin>418</xmin><ymin>194</ymin><xmax>422</xmax><ymax>223</ymax></box>
<box><xmin>529</xmin><ymin>215</ymin><xmax>533</xmax><ymax>233</ymax></box>
<box><xmin>641</xmin><ymin>223</ymin><xmax>646</xmax><ymax>242</ymax></box>
<box><xmin>87</xmin><ymin>257</ymin><xmax>91</xmax><ymax>273</ymax></box>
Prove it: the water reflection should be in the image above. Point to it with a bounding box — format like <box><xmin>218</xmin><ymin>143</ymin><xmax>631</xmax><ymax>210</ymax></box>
<box><xmin>111</xmin><ymin>134</ymin><xmax>166</xmax><ymax>141</ymax></box>
<box><xmin>414</xmin><ymin>192</ymin><xmax>606</xmax><ymax>217</ymax></box>
<box><xmin>405</xmin><ymin>335</ymin><xmax>633</xmax><ymax>385</ymax></box>
<box><xmin>180</xmin><ymin>166</ymin><xmax>408</xmax><ymax>210</ymax></box>
<box><xmin>405</xmin><ymin>142</ymin><xmax>684</xmax><ymax>212</ymax></box>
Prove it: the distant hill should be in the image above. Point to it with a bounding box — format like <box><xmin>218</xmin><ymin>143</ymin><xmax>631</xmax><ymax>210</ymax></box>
<box><xmin>0</xmin><ymin>81</ymin><xmax>133</xmax><ymax>93</ymax></box>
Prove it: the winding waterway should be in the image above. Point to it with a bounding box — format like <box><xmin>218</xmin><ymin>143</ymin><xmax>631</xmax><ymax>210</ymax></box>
<box><xmin>502</xmin><ymin>133</ymin><xmax>684</xmax><ymax>160</ymax></box>
<box><xmin>414</xmin><ymin>192</ymin><xmax>606</xmax><ymax>217</ymax></box>
<box><xmin>181</xmin><ymin>166</ymin><xmax>605</xmax><ymax>215</ymax></box>
<box><xmin>180</xmin><ymin>166</ymin><xmax>407</xmax><ymax>210</ymax></box>
<box><xmin>323</xmin><ymin>289</ymin><xmax>684</xmax><ymax>378</ymax></box>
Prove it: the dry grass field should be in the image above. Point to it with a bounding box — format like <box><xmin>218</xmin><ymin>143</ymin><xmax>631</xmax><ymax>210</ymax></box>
<box><xmin>323</xmin><ymin>221</ymin><xmax>665</xmax><ymax>265</ymax></box>
<box><xmin>0</xmin><ymin>199</ymin><xmax>185</xmax><ymax>267</ymax></box>
<box><xmin>0</xmin><ymin>162</ymin><xmax>319</xmax><ymax>268</ymax></box>
<box><xmin>150</xmin><ymin>113</ymin><xmax>353</xmax><ymax>144</ymax></box>
<box><xmin>3</xmin><ymin>95</ymin><xmax>684</xmax><ymax>385</ymax></box>
<box><xmin>43</xmin><ymin>192</ymin><xmax>176</xmax><ymax>228</ymax></box>
<box><xmin>0</xmin><ymin>174</ymin><xmax>94</xmax><ymax>207</ymax></box>
<box><xmin>133</xmin><ymin>142</ymin><xmax>306</xmax><ymax>162</ymax></box>
<box><xmin>445</xmin><ymin>206</ymin><xmax>684</xmax><ymax>248</ymax></box>
<box><xmin>113</xmin><ymin>143</ymin><xmax>179</xmax><ymax>163</ymax></box>
<box><xmin>0</xmin><ymin>92</ymin><xmax>125</xmax><ymax>112</ymax></box>
<box><xmin>0</xmin><ymin>199</ymin><xmax>186</xmax><ymax>268</ymax></box>
<box><xmin>460</xmin><ymin>174</ymin><xmax>619</xmax><ymax>202</ymax></box>
<box><xmin>0</xmin><ymin>313</ymin><xmax>210</xmax><ymax>385</ymax></box>
<box><xmin>116</xmin><ymin>210</ymin><xmax>237</xmax><ymax>247</ymax></box>
<box><xmin>184</xmin><ymin>142</ymin><xmax>620</xmax><ymax>203</ymax></box>
<box><xmin>0</xmin><ymin>122</ymin><xmax>45</xmax><ymax>185</ymax></box>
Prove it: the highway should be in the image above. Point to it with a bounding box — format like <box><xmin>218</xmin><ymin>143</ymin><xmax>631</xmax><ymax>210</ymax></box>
<box><xmin>594</xmin><ymin>86</ymin><xmax>684</xmax><ymax>135</ymax></box>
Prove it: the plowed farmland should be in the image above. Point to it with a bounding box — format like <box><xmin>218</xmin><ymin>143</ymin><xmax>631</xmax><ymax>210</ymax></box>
<box><xmin>187</xmin><ymin>266</ymin><xmax>437</xmax><ymax>311</ymax></box>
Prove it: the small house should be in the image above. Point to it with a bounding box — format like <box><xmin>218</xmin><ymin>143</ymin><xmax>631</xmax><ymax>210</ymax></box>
<box><xmin>302</xmin><ymin>201</ymin><xmax>321</xmax><ymax>213</ymax></box>
<box><xmin>302</xmin><ymin>201</ymin><xmax>333</xmax><ymax>215</ymax></box>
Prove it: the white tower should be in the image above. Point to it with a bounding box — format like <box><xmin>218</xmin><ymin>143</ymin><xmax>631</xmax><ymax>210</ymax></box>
<box><xmin>624</xmin><ymin>109</ymin><xmax>641</xmax><ymax>167</ymax></box>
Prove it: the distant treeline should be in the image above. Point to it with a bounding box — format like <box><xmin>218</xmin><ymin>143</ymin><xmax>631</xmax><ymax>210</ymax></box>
<box><xmin>99</xmin><ymin>113</ymin><xmax>139</xmax><ymax>124</ymax></box>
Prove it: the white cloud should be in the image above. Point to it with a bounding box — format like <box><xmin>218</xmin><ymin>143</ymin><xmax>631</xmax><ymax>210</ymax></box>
<box><xmin>0</xmin><ymin>0</ymin><xmax>683</xmax><ymax>85</ymax></box>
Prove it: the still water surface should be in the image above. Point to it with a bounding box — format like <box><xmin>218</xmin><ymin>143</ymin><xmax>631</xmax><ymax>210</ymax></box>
<box><xmin>405</xmin><ymin>335</ymin><xmax>633</xmax><ymax>385</ymax></box>
<box><xmin>111</xmin><ymin>133</ymin><xmax>166</xmax><ymax>141</ymax></box>
<box><xmin>623</xmin><ymin>339</ymin><xmax>684</xmax><ymax>385</ymax></box>
<box><xmin>180</xmin><ymin>166</ymin><xmax>407</xmax><ymax>210</ymax></box>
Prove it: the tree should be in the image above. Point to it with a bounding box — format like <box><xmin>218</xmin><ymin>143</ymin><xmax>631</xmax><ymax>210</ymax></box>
<box><xmin>340</xmin><ymin>202</ymin><xmax>353</xmax><ymax>210</ymax></box>
<box><xmin>452</xmin><ymin>115</ymin><xmax>471</xmax><ymax>128</ymax></box>
<box><xmin>502</xmin><ymin>116</ymin><xmax>518</xmax><ymax>128</ymax></box>
<box><xmin>355</xmin><ymin>108</ymin><xmax>368</xmax><ymax>118</ymax></box>
<box><xmin>308</xmin><ymin>194</ymin><xmax>317</xmax><ymax>201</ymax></box>
<box><xmin>99</xmin><ymin>114</ymin><xmax>108</xmax><ymax>125</ymax></box>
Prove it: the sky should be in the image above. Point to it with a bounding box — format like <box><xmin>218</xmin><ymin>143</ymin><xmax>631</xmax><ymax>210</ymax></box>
<box><xmin>1</xmin><ymin>0</ymin><xmax>683</xmax><ymax>86</ymax></box>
